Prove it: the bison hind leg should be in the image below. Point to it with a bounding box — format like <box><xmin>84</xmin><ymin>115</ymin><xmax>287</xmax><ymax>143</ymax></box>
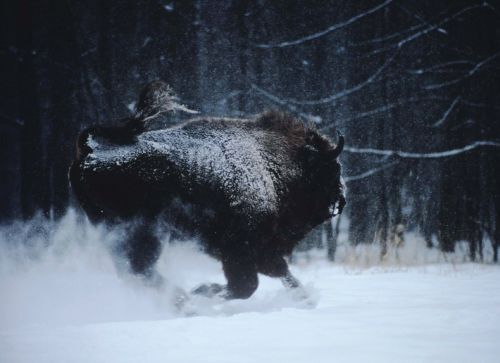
<box><xmin>120</xmin><ymin>222</ymin><xmax>164</xmax><ymax>286</ymax></box>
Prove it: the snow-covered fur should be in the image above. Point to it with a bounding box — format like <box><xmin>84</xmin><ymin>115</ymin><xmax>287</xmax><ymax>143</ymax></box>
<box><xmin>135</xmin><ymin>80</ymin><xmax>198</xmax><ymax>121</ymax></box>
<box><xmin>69</xmin><ymin>81</ymin><xmax>345</xmax><ymax>299</ymax></box>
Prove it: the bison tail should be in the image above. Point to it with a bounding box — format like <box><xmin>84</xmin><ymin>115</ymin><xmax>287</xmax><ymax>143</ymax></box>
<box><xmin>135</xmin><ymin>80</ymin><xmax>198</xmax><ymax>122</ymax></box>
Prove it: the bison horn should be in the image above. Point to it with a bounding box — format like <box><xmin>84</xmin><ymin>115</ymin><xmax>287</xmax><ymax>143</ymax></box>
<box><xmin>329</xmin><ymin>130</ymin><xmax>344</xmax><ymax>159</ymax></box>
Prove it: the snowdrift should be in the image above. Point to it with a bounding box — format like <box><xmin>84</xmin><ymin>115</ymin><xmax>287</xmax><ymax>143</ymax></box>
<box><xmin>1</xmin><ymin>211</ymin><xmax>499</xmax><ymax>362</ymax></box>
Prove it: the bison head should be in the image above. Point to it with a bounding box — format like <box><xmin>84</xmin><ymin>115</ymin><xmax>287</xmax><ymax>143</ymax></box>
<box><xmin>301</xmin><ymin>130</ymin><xmax>345</xmax><ymax>218</ymax></box>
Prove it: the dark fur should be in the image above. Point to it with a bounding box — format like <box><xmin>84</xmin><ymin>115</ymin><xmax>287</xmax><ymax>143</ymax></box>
<box><xmin>70</xmin><ymin>83</ymin><xmax>345</xmax><ymax>299</ymax></box>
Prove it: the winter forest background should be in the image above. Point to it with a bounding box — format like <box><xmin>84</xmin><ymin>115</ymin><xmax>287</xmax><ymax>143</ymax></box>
<box><xmin>1</xmin><ymin>0</ymin><xmax>500</xmax><ymax>262</ymax></box>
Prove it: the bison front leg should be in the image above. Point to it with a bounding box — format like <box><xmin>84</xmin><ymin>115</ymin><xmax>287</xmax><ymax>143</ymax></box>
<box><xmin>258</xmin><ymin>255</ymin><xmax>314</xmax><ymax>305</ymax></box>
<box><xmin>191</xmin><ymin>244</ymin><xmax>259</xmax><ymax>300</ymax></box>
<box><xmin>257</xmin><ymin>254</ymin><xmax>302</xmax><ymax>290</ymax></box>
<box><xmin>221</xmin><ymin>249</ymin><xmax>259</xmax><ymax>299</ymax></box>
<box><xmin>281</xmin><ymin>270</ymin><xmax>301</xmax><ymax>289</ymax></box>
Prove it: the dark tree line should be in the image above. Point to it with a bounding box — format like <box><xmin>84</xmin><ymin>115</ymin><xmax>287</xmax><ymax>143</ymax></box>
<box><xmin>1</xmin><ymin>0</ymin><xmax>499</xmax><ymax>261</ymax></box>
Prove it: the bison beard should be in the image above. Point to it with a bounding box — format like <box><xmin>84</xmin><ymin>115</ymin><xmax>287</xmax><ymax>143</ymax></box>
<box><xmin>69</xmin><ymin>81</ymin><xmax>345</xmax><ymax>301</ymax></box>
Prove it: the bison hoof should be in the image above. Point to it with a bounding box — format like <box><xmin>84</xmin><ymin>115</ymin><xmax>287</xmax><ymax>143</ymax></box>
<box><xmin>288</xmin><ymin>286</ymin><xmax>318</xmax><ymax>308</ymax></box>
<box><xmin>191</xmin><ymin>283</ymin><xmax>225</xmax><ymax>298</ymax></box>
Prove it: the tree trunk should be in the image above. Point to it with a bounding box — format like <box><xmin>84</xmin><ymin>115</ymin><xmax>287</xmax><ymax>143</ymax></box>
<box><xmin>327</xmin><ymin>216</ymin><xmax>341</xmax><ymax>262</ymax></box>
<box><xmin>17</xmin><ymin>0</ymin><xmax>47</xmax><ymax>219</ymax></box>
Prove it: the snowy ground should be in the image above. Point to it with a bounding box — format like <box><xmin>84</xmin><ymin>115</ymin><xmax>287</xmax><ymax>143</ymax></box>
<box><xmin>1</xmin><ymin>214</ymin><xmax>499</xmax><ymax>362</ymax></box>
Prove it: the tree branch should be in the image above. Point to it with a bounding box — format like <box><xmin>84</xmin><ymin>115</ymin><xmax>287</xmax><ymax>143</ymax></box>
<box><xmin>424</xmin><ymin>51</ymin><xmax>500</xmax><ymax>90</ymax></box>
<box><xmin>320</xmin><ymin>95</ymin><xmax>434</xmax><ymax>128</ymax></box>
<box><xmin>254</xmin><ymin>0</ymin><xmax>393</xmax><ymax>49</ymax></box>
<box><xmin>396</xmin><ymin>3</ymin><xmax>486</xmax><ymax>48</ymax></box>
<box><xmin>319</xmin><ymin>94</ymin><xmax>500</xmax><ymax>129</ymax></box>
<box><xmin>396</xmin><ymin>3</ymin><xmax>446</xmax><ymax>33</ymax></box>
<box><xmin>408</xmin><ymin>60</ymin><xmax>475</xmax><ymax>74</ymax></box>
<box><xmin>365</xmin><ymin>3</ymin><xmax>487</xmax><ymax>56</ymax></box>
<box><xmin>249</xmin><ymin>83</ymin><xmax>322</xmax><ymax>123</ymax></box>
<box><xmin>345</xmin><ymin>3</ymin><xmax>449</xmax><ymax>49</ymax></box>
<box><xmin>432</xmin><ymin>96</ymin><xmax>460</xmax><ymax>127</ymax></box>
<box><xmin>344</xmin><ymin>161</ymin><xmax>399</xmax><ymax>183</ymax></box>
<box><xmin>254</xmin><ymin>51</ymin><xmax>398</xmax><ymax>107</ymax></box>
<box><xmin>344</xmin><ymin>141</ymin><xmax>500</xmax><ymax>159</ymax></box>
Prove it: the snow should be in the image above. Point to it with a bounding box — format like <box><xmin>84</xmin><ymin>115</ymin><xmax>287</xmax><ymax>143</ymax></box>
<box><xmin>1</xmin><ymin>213</ymin><xmax>499</xmax><ymax>363</ymax></box>
<box><xmin>163</xmin><ymin>3</ymin><xmax>174</xmax><ymax>12</ymax></box>
<box><xmin>144</xmin><ymin>126</ymin><xmax>280</xmax><ymax>212</ymax></box>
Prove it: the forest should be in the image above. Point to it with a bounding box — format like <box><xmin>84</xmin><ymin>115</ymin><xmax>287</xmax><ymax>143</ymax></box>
<box><xmin>1</xmin><ymin>0</ymin><xmax>500</xmax><ymax>261</ymax></box>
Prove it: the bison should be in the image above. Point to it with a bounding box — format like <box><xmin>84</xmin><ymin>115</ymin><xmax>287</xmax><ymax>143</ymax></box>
<box><xmin>69</xmin><ymin>81</ymin><xmax>345</xmax><ymax>300</ymax></box>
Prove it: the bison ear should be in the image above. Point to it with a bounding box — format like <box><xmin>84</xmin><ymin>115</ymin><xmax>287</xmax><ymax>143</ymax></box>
<box><xmin>328</xmin><ymin>130</ymin><xmax>344</xmax><ymax>159</ymax></box>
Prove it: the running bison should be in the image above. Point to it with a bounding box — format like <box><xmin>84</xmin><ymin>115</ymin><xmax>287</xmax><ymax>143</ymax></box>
<box><xmin>69</xmin><ymin>81</ymin><xmax>345</xmax><ymax>300</ymax></box>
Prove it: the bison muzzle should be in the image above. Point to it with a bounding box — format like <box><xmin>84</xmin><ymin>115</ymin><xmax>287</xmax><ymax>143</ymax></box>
<box><xmin>69</xmin><ymin>81</ymin><xmax>345</xmax><ymax>300</ymax></box>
